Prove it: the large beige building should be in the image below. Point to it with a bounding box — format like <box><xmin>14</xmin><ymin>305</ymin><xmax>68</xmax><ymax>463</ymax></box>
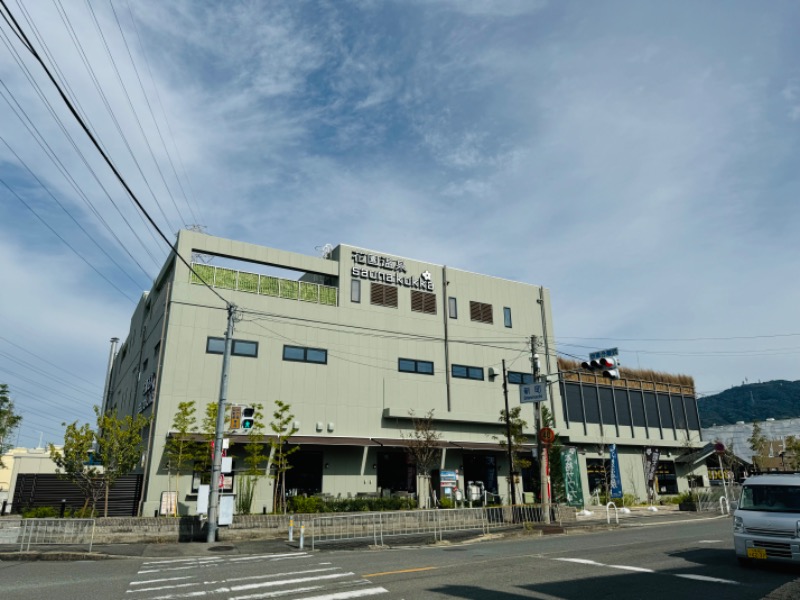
<box><xmin>107</xmin><ymin>231</ymin><xmax>706</xmax><ymax>516</ymax></box>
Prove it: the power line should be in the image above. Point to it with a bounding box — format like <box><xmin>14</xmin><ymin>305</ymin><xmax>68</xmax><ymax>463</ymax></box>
<box><xmin>0</xmin><ymin>175</ymin><xmax>138</xmax><ymax>302</ymax></box>
<box><xmin>0</xmin><ymin>0</ymin><xmax>229</xmax><ymax>308</ymax></box>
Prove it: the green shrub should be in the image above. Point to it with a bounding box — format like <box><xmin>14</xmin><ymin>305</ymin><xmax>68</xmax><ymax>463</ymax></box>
<box><xmin>66</xmin><ymin>507</ymin><xmax>96</xmax><ymax>518</ymax></box>
<box><xmin>439</xmin><ymin>497</ymin><xmax>454</xmax><ymax>509</ymax></box>
<box><xmin>287</xmin><ymin>496</ymin><xmax>418</xmax><ymax>514</ymax></box>
<box><xmin>22</xmin><ymin>506</ymin><xmax>59</xmax><ymax>518</ymax></box>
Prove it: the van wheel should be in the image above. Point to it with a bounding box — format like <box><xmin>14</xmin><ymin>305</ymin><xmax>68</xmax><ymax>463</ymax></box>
<box><xmin>737</xmin><ymin>557</ymin><xmax>751</xmax><ymax>568</ymax></box>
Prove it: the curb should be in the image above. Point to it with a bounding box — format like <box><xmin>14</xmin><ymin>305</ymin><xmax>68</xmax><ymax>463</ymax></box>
<box><xmin>0</xmin><ymin>551</ymin><xmax>115</xmax><ymax>561</ymax></box>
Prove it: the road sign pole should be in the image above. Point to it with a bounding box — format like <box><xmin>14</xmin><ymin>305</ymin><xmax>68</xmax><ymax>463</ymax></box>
<box><xmin>532</xmin><ymin>336</ymin><xmax>550</xmax><ymax>524</ymax></box>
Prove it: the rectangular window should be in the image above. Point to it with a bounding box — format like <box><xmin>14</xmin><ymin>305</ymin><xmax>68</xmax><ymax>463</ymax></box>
<box><xmin>233</xmin><ymin>340</ymin><xmax>258</xmax><ymax>357</ymax></box>
<box><xmin>507</xmin><ymin>371</ymin><xmax>533</xmax><ymax>385</ymax></box>
<box><xmin>644</xmin><ymin>392</ymin><xmax>660</xmax><ymax>429</ymax></box>
<box><xmin>583</xmin><ymin>386</ymin><xmax>600</xmax><ymax>423</ymax></box>
<box><xmin>448</xmin><ymin>297</ymin><xmax>457</xmax><ymax>319</ymax></box>
<box><xmin>599</xmin><ymin>386</ymin><xmax>616</xmax><ymax>425</ymax></box>
<box><xmin>658</xmin><ymin>394</ymin><xmax>674</xmax><ymax>429</ymax></box>
<box><xmin>283</xmin><ymin>345</ymin><xmax>327</xmax><ymax>364</ymax></box>
<box><xmin>503</xmin><ymin>307</ymin><xmax>512</xmax><ymax>328</ymax></box>
<box><xmin>371</xmin><ymin>282</ymin><xmax>398</xmax><ymax>308</ymax></box>
<box><xmin>452</xmin><ymin>364</ymin><xmax>484</xmax><ymax>380</ymax></box>
<box><xmin>207</xmin><ymin>337</ymin><xmax>225</xmax><ymax>354</ymax></box>
<box><xmin>411</xmin><ymin>290</ymin><xmax>437</xmax><ymax>315</ymax></box>
<box><xmin>398</xmin><ymin>358</ymin><xmax>434</xmax><ymax>375</ymax></box>
<box><xmin>630</xmin><ymin>390</ymin><xmax>646</xmax><ymax>427</ymax></box>
<box><xmin>207</xmin><ymin>337</ymin><xmax>258</xmax><ymax>357</ymax></box>
<box><xmin>469</xmin><ymin>301</ymin><xmax>493</xmax><ymax>324</ymax></box>
<box><xmin>351</xmin><ymin>279</ymin><xmax>361</xmax><ymax>303</ymax></box>
<box><xmin>615</xmin><ymin>388</ymin><xmax>632</xmax><ymax>427</ymax></box>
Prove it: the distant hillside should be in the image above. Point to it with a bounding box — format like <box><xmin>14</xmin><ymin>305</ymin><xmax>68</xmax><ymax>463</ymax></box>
<box><xmin>698</xmin><ymin>380</ymin><xmax>800</xmax><ymax>427</ymax></box>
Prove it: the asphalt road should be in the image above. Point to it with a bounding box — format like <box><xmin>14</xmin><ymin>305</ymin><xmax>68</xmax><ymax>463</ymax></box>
<box><xmin>2</xmin><ymin>518</ymin><xmax>798</xmax><ymax>600</ymax></box>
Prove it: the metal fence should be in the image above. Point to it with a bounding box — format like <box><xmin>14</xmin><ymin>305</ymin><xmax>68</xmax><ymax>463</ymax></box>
<box><xmin>695</xmin><ymin>484</ymin><xmax>741</xmax><ymax>512</ymax></box>
<box><xmin>13</xmin><ymin>518</ymin><xmax>96</xmax><ymax>552</ymax></box>
<box><xmin>310</xmin><ymin>505</ymin><xmax>560</xmax><ymax>549</ymax></box>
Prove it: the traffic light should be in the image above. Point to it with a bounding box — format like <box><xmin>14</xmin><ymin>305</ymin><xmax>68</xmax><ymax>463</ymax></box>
<box><xmin>242</xmin><ymin>406</ymin><xmax>255</xmax><ymax>430</ymax></box>
<box><xmin>581</xmin><ymin>357</ymin><xmax>621</xmax><ymax>380</ymax></box>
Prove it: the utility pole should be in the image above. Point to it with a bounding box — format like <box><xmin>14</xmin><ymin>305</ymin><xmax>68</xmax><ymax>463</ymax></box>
<box><xmin>207</xmin><ymin>304</ymin><xmax>236</xmax><ymax>543</ymax></box>
<box><xmin>532</xmin><ymin>335</ymin><xmax>551</xmax><ymax>524</ymax></box>
<box><xmin>502</xmin><ymin>359</ymin><xmax>517</xmax><ymax>506</ymax></box>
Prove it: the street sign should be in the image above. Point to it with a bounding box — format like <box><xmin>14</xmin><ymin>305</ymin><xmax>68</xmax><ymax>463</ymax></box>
<box><xmin>520</xmin><ymin>382</ymin><xmax>546</xmax><ymax>404</ymax></box>
<box><xmin>230</xmin><ymin>405</ymin><xmax>242</xmax><ymax>430</ymax></box>
<box><xmin>589</xmin><ymin>347</ymin><xmax>619</xmax><ymax>361</ymax></box>
<box><xmin>539</xmin><ymin>427</ymin><xmax>556</xmax><ymax>445</ymax></box>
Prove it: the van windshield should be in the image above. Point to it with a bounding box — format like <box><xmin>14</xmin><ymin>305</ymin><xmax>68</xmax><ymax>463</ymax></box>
<box><xmin>739</xmin><ymin>484</ymin><xmax>800</xmax><ymax>512</ymax></box>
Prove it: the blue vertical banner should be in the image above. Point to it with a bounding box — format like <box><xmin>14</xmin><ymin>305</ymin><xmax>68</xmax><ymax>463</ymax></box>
<box><xmin>609</xmin><ymin>444</ymin><xmax>623</xmax><ymax>499</ymax></box>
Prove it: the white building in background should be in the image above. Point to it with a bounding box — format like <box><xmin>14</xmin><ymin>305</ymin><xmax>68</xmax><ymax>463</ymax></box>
<box><xmin>703</xmin><ymin>418</ymin><xmax>800</xmax><ymax>463</ymax></box>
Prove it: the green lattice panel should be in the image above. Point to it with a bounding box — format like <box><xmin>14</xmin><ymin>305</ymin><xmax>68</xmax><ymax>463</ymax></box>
<box><xmin>259</xmin><ymin>276</ymin><xmax>280</xmax><ymax>297</ymax></box>
<box><xmin>215</xmin><ymin>267</ymin><xmax>237</xmax><ymax>290</ymax></box>
<box><xmin>279</xmin><ymin>279</ymin><xmax>299</xmax><ymax>300</ymax></box>
<box><xmin>190</xmin><ymin>263</ymin><xmax>215</xmax><ymax>285</ymax></box>
<box><xmin>319</xmin><ymin>286</ymin><xmax>338</xmax><ymax>306</ymax></box>
<box><xmin>299</xmin><ymin>282</ymin><xmax>319</xmax><ymax>303</ymax></box>
<box><xmin>238</xmin><ymin>272</ymin><xmax>258</xmax><ymax>293</ymax></box>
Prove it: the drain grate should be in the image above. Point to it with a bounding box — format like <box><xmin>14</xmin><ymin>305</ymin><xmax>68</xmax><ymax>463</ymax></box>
<box><xmin>208</xmin><ymin>545</ymin><xmax>236</xmax><ymax>552</ymax></box>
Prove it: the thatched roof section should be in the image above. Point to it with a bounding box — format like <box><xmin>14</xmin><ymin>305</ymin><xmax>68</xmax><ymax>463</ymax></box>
<box><xmin>557</xmin><ymin>357</ymin><xmax>695</xmax><ymax>395</ymax></box>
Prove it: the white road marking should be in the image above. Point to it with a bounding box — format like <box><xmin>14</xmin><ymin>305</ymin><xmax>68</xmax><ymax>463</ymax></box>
<box><xmin>697</xmin><ymin>540</ymin><xmax>723</xmax><ymax>544</ymax></box>
<box><xmin>554</xmin><ymin>558</ymin><xmax>601</xmax><ymax>566</ymax></box>
<box><xmin>128</xmin><ymin>582</ymin><xmax>203</xmax><ymax>593</ymax></box>
<box><xmin>130</xmin><ymin>576</ymin><xmax>193</xmax><ymax>585</ymax></box>
<box><xmin>607</xmin><ymin>565</ymin><xmax>655</xmax><ymax>573</ymax></box>
<box><xmin>291</xmin><ymin>588</ymin><xmax>388</xmax><ymax>600</ymax></box>
<box><xmin>676</xmin><ymin>574</ymin><xmax>738</xmax><ymax>585</ymax></box>
<box><xmin>230</xmin><ymin>585</ymin><xmax>323</xmax><ymax>600</ymax></box>
<box><xmin>553</xmin><ymin>557</ymin><xmax>739</xmax><ymax>585</ymax></box>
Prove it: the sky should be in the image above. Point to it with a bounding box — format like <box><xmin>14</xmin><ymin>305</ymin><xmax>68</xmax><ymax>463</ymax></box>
<box><xmin>0</xmin><ymin>0</ymin><xmax>798</xmax><ymax>449</ymax></box>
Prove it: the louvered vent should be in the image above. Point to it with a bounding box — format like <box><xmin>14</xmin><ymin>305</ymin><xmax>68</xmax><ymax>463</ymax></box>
<box><xmin>371</xmin><ymin>283</ymin><xmax>398</xmax><ymax>308</ymax></box>
<box><xmin>411</xmin><ymin>290</ymin><xmax>437</xmax><ymax>315</ymax></box>
<box><xmin>469</xmin><ymin>301</ymin><xmax>493</xmax><ymax>324</ymax></box>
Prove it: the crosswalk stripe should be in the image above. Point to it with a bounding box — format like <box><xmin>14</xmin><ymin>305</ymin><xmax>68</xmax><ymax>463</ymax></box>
<box><xmin>293</xmin><ymin>587</ymin><xmax>388</xmax><ymax>600</ymax></box>
<box><xmin>676</xmin><ymin>574</ymin><xmax>738</xmax><ymax>585</ymax></box>
<box><xmin>131</xmin><ymin>577</ymin><xmax>194</xmax><ymax>585</ymax></box>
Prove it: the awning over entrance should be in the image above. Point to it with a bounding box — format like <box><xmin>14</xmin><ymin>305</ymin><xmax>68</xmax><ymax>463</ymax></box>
<box><xmin>371</xmin><ymin>438</ymin><xmax>459</xmax><ymax>448</ymax></box>
<box><xmin>675</xmin><ymin>443</ymin><xmax>715</xmax><ymax>464</ymax></box>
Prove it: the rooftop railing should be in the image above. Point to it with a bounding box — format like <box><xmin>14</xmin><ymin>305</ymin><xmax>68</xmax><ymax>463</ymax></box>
<box><xmin>189</xmin><ymin>263</ymin><xmax>338</xmax><ymax>306</ymax></box>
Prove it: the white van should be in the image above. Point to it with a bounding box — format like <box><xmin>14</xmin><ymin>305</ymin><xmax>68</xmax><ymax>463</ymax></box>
<box><xmin>733</xmin><ymin>474</ymin><xmax>800</xmax><ymax>566</ymax></box>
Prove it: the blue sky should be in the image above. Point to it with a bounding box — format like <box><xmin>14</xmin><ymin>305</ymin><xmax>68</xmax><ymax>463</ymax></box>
<box><xmin>1</xmin><ymin>0</ymin><xmax>798</xmax><ymax>449</ymax></box>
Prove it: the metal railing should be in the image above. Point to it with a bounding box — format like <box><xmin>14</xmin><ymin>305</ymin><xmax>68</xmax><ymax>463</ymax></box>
<box><xmin>310</xmin><ymin>505</ymin><xmax>560</xmax><ymax>549</ymax></box>
<box><xmin>15</xmin><ymin>519</ymin><xmax>96</xmax><ymax>552</ymax></box>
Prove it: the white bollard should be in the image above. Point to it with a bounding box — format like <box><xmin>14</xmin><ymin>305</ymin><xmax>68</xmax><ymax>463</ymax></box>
<box><xmin>299</xmin><ymin>523</ymin><xmax>305</xmax><ymax>550</ymax></box>
<box><xmin>289</xmin><ymin>517</ymin><xmax>294</xmax><ymax>542</ymax></box>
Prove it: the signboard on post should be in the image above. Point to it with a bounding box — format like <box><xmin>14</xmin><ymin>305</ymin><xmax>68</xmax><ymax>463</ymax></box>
<box><xmin>520</xmin><ymin>382</ymin><xmax>546</xmax><ymax>404</ymax></box>
<box><xmin>609</xmin><ymin>444</ymin><xmax>623</xmax><ymax>499</ymax></box>
<box><xmin>589</xmin><ymin>348</ymin><xmax>619</xmax><ymax>361</ymax></box>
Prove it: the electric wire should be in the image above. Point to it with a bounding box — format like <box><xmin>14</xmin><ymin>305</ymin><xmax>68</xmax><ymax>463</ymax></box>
<box><xmin>121</xmin><ymin>0</ymin><xmax>202</xmax><ymax>226</ymax></box>
<box><xmin>11</xmin><ymin>0</ymin><xmax>166</xmax><ymax>260</ymax></box>
<box><xmin>0</xmin><ymin>0</ymin><xmax>229</xmax><ymax>308</ymax></box>
<box><xmin>0</xmin><ymin>335</ymin><xmax>103</xmax><ymax>390</ymax></box>
<box><xmin>0</xmin><ymin>175</ymin><xmax>137</xmax><ymax>302</ymax></box>
<box><xmin>0</xmin><ymin>32</ymin><xmax>162</xmax><ymax>273</ymax></box>
<box><xmin>0</xmin><ymin>350</ymin><xmax>101</xmax><ymax>398</ymax></box>
<box><xmin>0</xmin><ymin>133</ymin><xmax>149</xmax><ymax>290</ymax></box>
<box><xmin>106</xmin><ymin>0</ymin><xmax>191</xmax><ymax>227</ymax></box>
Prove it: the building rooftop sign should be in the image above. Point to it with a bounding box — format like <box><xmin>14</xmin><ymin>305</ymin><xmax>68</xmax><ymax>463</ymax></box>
<box><xmin>351</xmin><ymin>251</ymin><xmax>434</xmax><ymax>292</ymax></box>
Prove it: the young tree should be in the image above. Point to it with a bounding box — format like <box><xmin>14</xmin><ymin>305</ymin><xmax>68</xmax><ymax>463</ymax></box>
<box><xmin>50</xmin><ymin>421</ymin><xmax>103</xmax><ymax>514</ymax></box>
<box><xmin>748</xmin><ymin>421</ymin><xmax>768</xmax><ymax>473</ymax></box>
<box><xmin>494</xmin><ymin>406</ymin><xmax>531</xmax><ymax>504</ymax></box>
<box><xmin>95</xmin><ymin>407</ymin><xmax>150</xmax><ymax>517</ymax></box>
<box><xmin>237</xmin><ymin>403</ymin><xmax>269</xmax><ymax>514</ymax></box>
<box><xmin>163</xmin><ymin>401</ymin><xmax>198</xmax><ymax>516</ymax></box>
<box><xmin>0</xmin><ymin>384</ymin><xmax>22</xmax><ymax>468</ymax></box>
<box><xmin>194</xmin><ymin>401</ymin><xmax>230</xmax><ymax>480</ymax></box>
<box><xmin>268</xmin><ymin>400</ymin><xmax>299</xmax><ymax>514</ymax></box>
<box><xmin>402</xmin><ymin>409</ymin><xmax>442</xmax><ymax>509</ymax></box>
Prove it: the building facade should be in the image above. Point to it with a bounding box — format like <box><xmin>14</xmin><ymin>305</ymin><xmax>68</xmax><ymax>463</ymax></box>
<box><xmin>107</xmin><ymin>231</ymin><xmax>706</xmax><ymax>516</ymax></box>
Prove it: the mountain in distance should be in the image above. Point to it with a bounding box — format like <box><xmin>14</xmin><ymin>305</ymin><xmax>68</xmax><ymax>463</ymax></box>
<box><xmin>698</xmin><ymin>380</ymin><xmax>800</xmax><ymax>428</ymax></box>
